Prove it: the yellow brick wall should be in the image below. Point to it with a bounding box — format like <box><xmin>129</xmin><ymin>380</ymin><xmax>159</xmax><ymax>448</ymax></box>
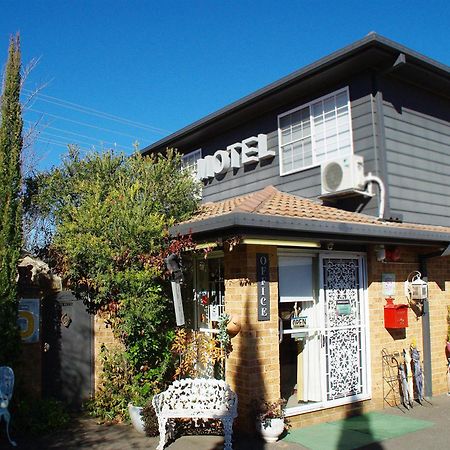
<box><xmin>223</xmin><ymin>244</ymin><xmax>450</xmax><ymax>432</ymax></box>
<box><xmin>93</xmin><ymin>313</ymin><xmax>122</xmax><ymax>391</ymax></box>
<box><xmin>224</xmin><ymin>244</ymin><xmax>280</xmax><ymax>430</ymax></box>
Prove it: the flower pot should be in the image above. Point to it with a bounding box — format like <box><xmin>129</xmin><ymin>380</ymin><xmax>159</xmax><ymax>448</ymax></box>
<box><xmin>257</xmin><ymin>417</ymin><xmax>284</xmax><ymax>443</ymax></box>
<box><xmin>226</xmin><ymin>315</ymin><xmax>241</xmax><ymax>337</ymax></box>
<box><xmin>128</xmin><ymin>403</ymin><xmax>145</xmax><ymax>434</ymax></box>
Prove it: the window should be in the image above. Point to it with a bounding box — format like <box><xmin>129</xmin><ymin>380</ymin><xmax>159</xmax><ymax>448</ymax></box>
<box><xmin>180</xmin><ymin>253</ymin><xmax>225</xmax><ymax>332</ymax></box>
<box><xmin>278</xmin><ymin>88</ymin><xmax>352</xmax><ymax>175</ymax></box>
<box><xmin>182</xmin><ymin>149</ymin><xmax>202</xmax><ymax>177</ymax></box>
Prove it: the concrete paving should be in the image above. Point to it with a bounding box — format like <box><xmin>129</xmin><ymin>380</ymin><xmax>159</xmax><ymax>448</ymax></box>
<box><xmin>1</xmin><ymin>394</ymin><xmax>449</xmax><ymax>449</ymax></box>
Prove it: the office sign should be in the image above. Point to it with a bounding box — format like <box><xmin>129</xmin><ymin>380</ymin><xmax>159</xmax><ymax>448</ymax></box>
<box><xmin>257</xmin><ymin>253</ymin><xmax>270</xmax><ymax>321</ymax></box>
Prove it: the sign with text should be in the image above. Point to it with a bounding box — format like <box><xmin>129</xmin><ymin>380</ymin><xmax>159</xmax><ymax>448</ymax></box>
<box><xmin>291</xmin><ymin>316</ymin><xmax>307</xmax><ymax>328</ymax></box>
<box><xmin>196</xmin><ymin>134</ymin><xmax>274</xmax><ymax>181</ymax></box>
<box><xmin>257</xmin><ymin>253</ymin><xmax>270</xmax><ymax>321</ymax></box>
<box><xmin>336</xmin><ymin>298</ymin><xmax>351</xmax><ymax>315</ymax></box>
<box><xmin>382</xmin><ymin>272</ymin><xmax>396</xmax><ymax>296</ymax></box>
<box><xmin>18</xmin><ymin>298</ymin><xmax>40</xmax><ymax>343</ymax></box>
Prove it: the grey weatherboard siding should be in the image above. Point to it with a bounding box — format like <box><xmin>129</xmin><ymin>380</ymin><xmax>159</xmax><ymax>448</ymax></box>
<box><xmin>198</xmin><ymin>74</ymin><xmax>380</xmax><ymax>214</ymax></box>
<box><xmin>382</xmin><ymin>78</ymin><xmax>450</xmax><ymax>226</ymax></box>
<box><xmin>142</xmin><ymin>34</ymin><xmax>450</xmax><ymax>227</ymax></box>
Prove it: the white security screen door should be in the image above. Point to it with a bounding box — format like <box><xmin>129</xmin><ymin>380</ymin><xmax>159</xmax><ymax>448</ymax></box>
<box><xmin>320</xmin><ymin>256</ymin><xmax>368</xmax><ymax>403</ymax></box>
<box><xmin>279</xmin><ymin>252</ymin><xmax>369</xmax><ymax>414</ymax></box>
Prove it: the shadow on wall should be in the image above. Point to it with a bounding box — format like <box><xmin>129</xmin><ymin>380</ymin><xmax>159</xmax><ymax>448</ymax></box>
<box><xmin>232</xmin><ymin>259</ymin><xmax>267</xmax><ymax>449</ymax></box>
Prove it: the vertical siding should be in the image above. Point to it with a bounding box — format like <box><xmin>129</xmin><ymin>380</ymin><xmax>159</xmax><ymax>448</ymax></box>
<box><xmin>383</xmin><ymin>79</ymin><xmax>450</xmax><ymax>226</ymax></box>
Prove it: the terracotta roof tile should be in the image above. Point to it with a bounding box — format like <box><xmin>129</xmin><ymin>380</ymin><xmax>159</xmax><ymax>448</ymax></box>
<box><xmin>183</xmin><ymin>186</ymin><xmax>450</xmax><ymax>234</ymax></box>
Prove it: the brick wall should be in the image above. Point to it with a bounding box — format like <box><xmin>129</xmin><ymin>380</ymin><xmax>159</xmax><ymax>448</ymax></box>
<box><xmin>224</xmin><ymin>244</ymin><xmax>280</xmax><ymax>430</ymax></box>
<box><xmin>223</xmin><ymin>243</ymin><xmax>450</xmax><ymax>432</ymax></box>
<box><xmin>93</xmin><ymin>313</ymin><xmax>121</xmax><ymax>391</ymax></box>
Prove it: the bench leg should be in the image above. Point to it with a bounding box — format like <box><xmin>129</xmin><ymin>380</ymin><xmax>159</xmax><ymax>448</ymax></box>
<box><xmin>221</xmin><ymin>417</ymin><xmax>233</xmax><ymax>450</ymax></box>
<box><xmin>156</xmin><ymin>416</ymin><xmax>168</xmax><ymax>450</ymax></box>
<box><xmin>2</xmin><ymin>411</ymin><xmax>17</xmax><ymax>447</ymax></box>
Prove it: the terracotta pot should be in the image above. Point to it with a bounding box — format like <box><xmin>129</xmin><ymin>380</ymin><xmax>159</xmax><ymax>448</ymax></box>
<box><xmin>226</xmin><ymin>316</ymin><xmax>241</xmax><ymax>337</ymax></box>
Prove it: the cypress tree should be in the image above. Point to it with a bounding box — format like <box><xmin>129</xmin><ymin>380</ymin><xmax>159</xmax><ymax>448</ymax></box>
<box><xmin>0</xmin><ymin>34</ymin><xmax>23</xmax><ymax>365</ymax></box>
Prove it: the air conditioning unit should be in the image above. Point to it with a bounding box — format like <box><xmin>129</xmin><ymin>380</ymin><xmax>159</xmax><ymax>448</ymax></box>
<box><xmin>321</xmin><ymin>155</ymin><xmax>365</xmax><ymax>195</ymax></box>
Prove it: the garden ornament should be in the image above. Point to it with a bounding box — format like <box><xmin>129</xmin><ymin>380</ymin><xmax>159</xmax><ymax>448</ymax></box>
<box><xmin>0</xmin><ymin>366</ymin><xmax>16</xmax><ymax>446</ymax></box>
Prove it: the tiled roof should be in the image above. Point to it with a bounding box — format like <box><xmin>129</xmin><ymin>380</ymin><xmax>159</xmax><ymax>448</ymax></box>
<box><xmin>183</xmin><ymin>185</ymin><xmax>450</xmax><ymax>234</ymax></box>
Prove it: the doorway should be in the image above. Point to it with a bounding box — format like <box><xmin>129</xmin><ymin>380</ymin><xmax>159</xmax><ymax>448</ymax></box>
<box><xmin>278</xmin><ymin>252</ymin><xmax>369</xmax><ymax>414</ymax></box>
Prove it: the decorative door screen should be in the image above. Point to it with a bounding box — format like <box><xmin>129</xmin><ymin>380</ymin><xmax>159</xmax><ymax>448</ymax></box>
<box><xmin>322</xmin><ymin>257</ymin><xmax>364</xmax><ymax>401</ymax></box>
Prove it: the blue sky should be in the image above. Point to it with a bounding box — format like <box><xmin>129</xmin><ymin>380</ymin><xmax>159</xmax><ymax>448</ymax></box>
<box><xmin>1</xmin><ymin>0</ymin><xmax>449</xmax><ymax>171</ymax></box>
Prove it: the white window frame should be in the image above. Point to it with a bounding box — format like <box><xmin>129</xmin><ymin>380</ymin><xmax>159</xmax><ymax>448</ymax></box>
<box><xmin>181</xmin><ymin>148</ymin><xmax>202</xmax><ymax>176</ymax></box>
<box><xmin>277</xmin><ymin>87</ymin><xmax>354</xmax><ymax>176</ymax></box>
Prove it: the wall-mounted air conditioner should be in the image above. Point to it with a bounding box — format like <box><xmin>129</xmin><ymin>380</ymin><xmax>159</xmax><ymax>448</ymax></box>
<box><xmin>321</xmin><ymin>155</ymin><xmax>365</xmax><ymax>195</ymax></box>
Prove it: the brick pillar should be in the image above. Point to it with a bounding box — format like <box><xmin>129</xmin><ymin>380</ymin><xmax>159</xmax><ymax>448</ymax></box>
<box><xmin>93</xmin><ymin>314</ymin><xmax>122</xmax><ymax>391</ymax></box>
<box><xmin>224</xmin><ymin>244</ymin><xmax>280</xmax><ymax>432</ymax></box>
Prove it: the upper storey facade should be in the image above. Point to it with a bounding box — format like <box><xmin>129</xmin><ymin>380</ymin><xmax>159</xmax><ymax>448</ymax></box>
<box><xmin>142</xmin><ymin>33</ymin><xmax>450</xmax><ymax>227</ymax></box>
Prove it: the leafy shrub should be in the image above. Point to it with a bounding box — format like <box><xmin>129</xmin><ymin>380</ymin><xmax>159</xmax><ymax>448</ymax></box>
<box><xmin>141</xmin><ymin>399</ymin><xmax>159</xmax><ymax>437</ymax></box>
<box><xmin>26</xmin><ymin>148</ymin><xmax>200</xmax><ymax>421</ymax></box>
<box><xmin>85</xmin><ymin>345</ymin><xmax>157</xmax><ymax>422</ymax></box>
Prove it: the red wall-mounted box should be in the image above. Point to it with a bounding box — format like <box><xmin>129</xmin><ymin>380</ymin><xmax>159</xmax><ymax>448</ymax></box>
<box><xmin>384</xmin><ymin>298</ymin><xmax>408</xmax><ymax>329</ymax></box>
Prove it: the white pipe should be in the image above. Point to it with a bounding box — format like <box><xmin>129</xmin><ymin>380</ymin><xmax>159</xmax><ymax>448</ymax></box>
<box><xmin>364</xmin><ymin>173</ymin><xmax>386</xmax><ymax>219</ymax></box>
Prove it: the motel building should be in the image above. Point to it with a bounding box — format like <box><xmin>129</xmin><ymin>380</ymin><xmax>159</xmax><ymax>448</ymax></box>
<box><xmin>141</xmin><ymin>33</ymin><xmax>450</xmax><ymax>431</ymax></box>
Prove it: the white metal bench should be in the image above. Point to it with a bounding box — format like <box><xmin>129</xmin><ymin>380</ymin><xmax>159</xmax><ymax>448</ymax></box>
<box><xmin>152</xmin><ymin>378</ymin><xmax>238</xmax><ymax>450</ymax></box>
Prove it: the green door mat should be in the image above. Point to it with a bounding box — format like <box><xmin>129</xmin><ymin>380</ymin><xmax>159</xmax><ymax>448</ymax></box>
<box><xmin>283</xmin><ymin>412</ymin><xmax>434</xmax><ymax>450</ymax></box>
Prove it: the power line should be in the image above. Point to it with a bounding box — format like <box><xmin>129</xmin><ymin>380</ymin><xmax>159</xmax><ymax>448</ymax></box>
<box><xmin>24</xmin><ymin>119</ymin><xmax>127</xmax><ymax>149</ymax></box>
<box><xmin>28</xmin><ymin>108</ymin><xmax>147</xmax><ymax>141</ymax></box>
<box><xmin>38</xmin><ymin>130</ymin><xmax>100</xmax><ymax>148</ymax></box>
<box><xmin>22</xmin><ymin>88</ymin><xmax>169</xmax><ymax>135</ymax></box>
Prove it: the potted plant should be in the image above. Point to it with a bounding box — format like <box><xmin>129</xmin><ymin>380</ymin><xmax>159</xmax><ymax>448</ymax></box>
<box><xmin>128</xmin><ymin>402</ymin><xmax>145</xmax><ymax>434</ymax></box>
<box><xmin>255</xmin><ymin>399</ymin><xmax>286</xmax><ymax>443</ymax></box>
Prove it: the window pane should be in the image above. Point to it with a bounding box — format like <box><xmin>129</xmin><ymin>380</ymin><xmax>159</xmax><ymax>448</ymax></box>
<box><xmin>280</xmin><ymin>115</ymin><xmax>291</xmax><ymax>129</ymax></box>
<box><xmin>323</xmin><ymin>97</ymin><xmax>335</xmax><ymax>114</ymax></box>
<box><xmin>336</xmin><ymin>91</ymin><xmax>348</xmax><ymax>109</ymax></box>
<box><xmin>281</xmin><ymin>127</ymin><xmax>291</xmax><ymax>145</ymax></box>
<box><xmin>282</xmin><ymin>144</ymin><xmax>293</xmax><ymax>173</ymax></box>
<box><xmin>303</xmin><ymin>139</ymin><xmax>312</xmax><ymax>166</ymax></box>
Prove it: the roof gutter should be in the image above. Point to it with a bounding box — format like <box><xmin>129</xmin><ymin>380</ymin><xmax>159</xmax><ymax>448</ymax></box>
<box><xmin>170</xmin><ymin>212</ymin><xmax>450</xmax><ymax>245</ymax></box>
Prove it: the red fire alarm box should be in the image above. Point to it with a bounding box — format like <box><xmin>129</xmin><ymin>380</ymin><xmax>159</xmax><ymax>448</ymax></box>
<box><xmin>384</xmin><ymin>298</ymin><xmax>408</xmax><ymax>329</ymax></box>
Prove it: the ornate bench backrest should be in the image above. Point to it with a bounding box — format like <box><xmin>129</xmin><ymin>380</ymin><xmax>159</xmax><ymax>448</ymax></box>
<box><xmin>0</xmin><ymin>366</ymin><xmax>14</xmax><ymax>408</ymax></box>
<box><xmin>153</xmin><ymin>378</ymin><xmax>237</xmax><ymax>416</ymax></box>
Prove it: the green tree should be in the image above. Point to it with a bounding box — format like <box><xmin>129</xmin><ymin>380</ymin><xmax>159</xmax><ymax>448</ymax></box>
<box><xmin>0</xmin><ymin>34</ymin><xmax>23</xmax><ymax>365</ymax></box>
<box><xmin>28</xmin><ymin>146</ymin><xmax>199</xmax><ymax>418</ymax></box>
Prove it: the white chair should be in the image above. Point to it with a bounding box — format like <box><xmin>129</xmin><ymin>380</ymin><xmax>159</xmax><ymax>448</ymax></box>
<box><xmin>0</xmin><ymin>366</ymin><xmax>16</xmax><ymax>447</ymax></box>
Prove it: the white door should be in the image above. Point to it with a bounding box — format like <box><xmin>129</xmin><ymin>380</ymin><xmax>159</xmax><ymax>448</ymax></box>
<box><xmin>320</xmin><ymin>255</ymin><xmax>368</xmax><ymax>404</ymax></box>
<box><xmin>279</xmin><ymin>252</ymin><xmax>369</xmax><ymax>414</ymax></box>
